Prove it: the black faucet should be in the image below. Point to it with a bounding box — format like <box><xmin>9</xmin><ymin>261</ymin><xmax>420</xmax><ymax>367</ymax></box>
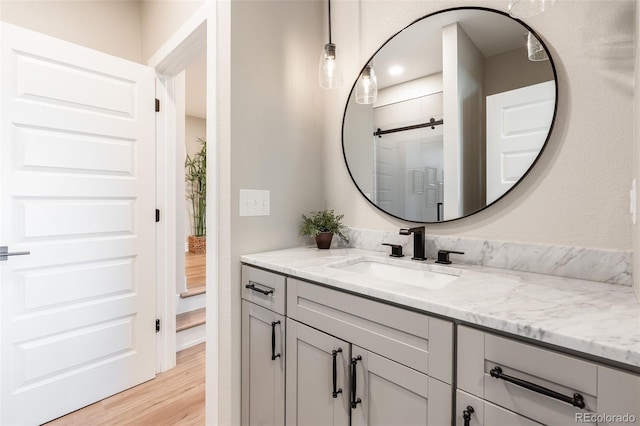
<box><xmin>399</xmin><ymin>226</ymin><xmax>426</xmax><ymax>261</ymax></box>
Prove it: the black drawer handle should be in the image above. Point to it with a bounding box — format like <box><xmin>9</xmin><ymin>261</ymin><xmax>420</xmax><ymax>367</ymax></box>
<box><xmin>490</xmin><ymin>366</ymin><xmax>585</xmax><ymax>409</ymax></box>
<box><xmin>246</xmin><ymin>281</ymin><xmax>274</xmax><ymax>296</ymax></box>
<box><xmin>351</xmin><ymin>356</ymin><xmax>362</xmax><ymax>409</ymax></box>
<box><xmin>332</xmin><ymin>348</ymin><xmax>343</xmax><ymax>398</ymax></box>
<box><xmin>271</xmin><ymin>321</ymin><xmax>281</xmax><ymax>360</ymax></box>
<box><xmin>463</xmin><ymin>406</ymin><xmax>474</xmax><ymax>426</ymax></box>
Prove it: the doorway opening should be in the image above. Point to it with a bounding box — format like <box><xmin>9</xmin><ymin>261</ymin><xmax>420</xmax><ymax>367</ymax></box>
<box><xmin>177</xmin><ymin>48</ymin><xmax>208</xmax><ymax>351</ymax></box>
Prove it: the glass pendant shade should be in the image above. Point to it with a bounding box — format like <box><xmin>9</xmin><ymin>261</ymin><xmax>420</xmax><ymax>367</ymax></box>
<box><xmin>527</xmin><ymin>32</ymin><xmax>548</xmax><ymax>61</ymax></box>
<box><xmin>355</xmin><ymin>65</ymin><xmax>378</xmax><ymax>105</ymax></box>
<box><xmin>509</xmin><ymin>0</ymin><xmax>557</xmax><ymax>18</ymax></box>
<box><xmin>319</xmin><ymin>43</ymin><xmax>342</xmax><ymax>89</ymax></box>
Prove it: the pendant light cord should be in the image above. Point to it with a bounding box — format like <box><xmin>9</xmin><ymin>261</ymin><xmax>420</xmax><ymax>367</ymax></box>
<box><xmin>328</xmin><ymin>0</ymin><xmax>332</xmax><ymax>44</ymax></box>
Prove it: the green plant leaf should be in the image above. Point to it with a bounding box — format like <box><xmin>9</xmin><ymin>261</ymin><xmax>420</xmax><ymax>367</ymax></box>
<box><xmin>185</xmin><ymin>137</ymin><xmax>206</xmax><ymax>236</ymax></box>
<box><xmin>299</xmin><ymin>209</ymin><xmax>349</xmax><ymax>243</ymax></box>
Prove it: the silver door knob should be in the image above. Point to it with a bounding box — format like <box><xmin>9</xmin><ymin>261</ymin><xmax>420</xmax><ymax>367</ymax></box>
<box><xmin>0</xmin><ymin>246</ymin><xmax>30</xmax><ymax>261</ymax></box>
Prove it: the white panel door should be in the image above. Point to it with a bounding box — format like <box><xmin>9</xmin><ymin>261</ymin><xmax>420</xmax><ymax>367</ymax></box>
<box><xmin>486</xmin><ymin>81</ymin><xmax>555</xmax><ymax>204</ymax></box>
<box><xmin>0</xmin><ymin>23</ymin><xmax>156</xmax><ymax>425</ymax></box>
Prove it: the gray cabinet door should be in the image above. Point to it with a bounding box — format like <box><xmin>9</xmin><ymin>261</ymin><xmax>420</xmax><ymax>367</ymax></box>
<box><xmin>597</xmin><ymin>366</ymin><xmax>640</xmax><ymax>426</ymax></box>
<box><xmin>286</xmin><ymin>318</ymin><xmax>350</xmax><ymax>426</ymax></box>
<box><xmin>351</xmin><ymin>345</ymin><xmax>451</xmax><ymax>426</ymax></box>
<box><xmin>241</xmin><ymin>300</ymin><xmax>285</xmax><ymax>426</ymax></box>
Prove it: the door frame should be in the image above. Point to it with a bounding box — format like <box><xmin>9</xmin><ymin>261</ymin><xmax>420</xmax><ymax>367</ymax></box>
<box><xmin>149</xmin><ymin>2</ymin><xmax>217</xmax><ymax>379</ymax></box>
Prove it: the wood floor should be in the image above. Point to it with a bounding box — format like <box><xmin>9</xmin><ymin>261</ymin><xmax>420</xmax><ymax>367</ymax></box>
<box><xmin>185</xmin><ymin>251</ymin><xmax>206</xmax><ymax>290</ymax></box>
<box><xmin>46</xmin><ymin>344</ymin><xmax>206</xmax><ymax>426</ymax></box>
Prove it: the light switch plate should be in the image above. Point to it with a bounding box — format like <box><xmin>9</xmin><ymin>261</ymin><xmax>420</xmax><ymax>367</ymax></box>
<box><xmin>239</xmin><ymin>189</ymin><xmax>270</xmax><ymax>216</ymax></box>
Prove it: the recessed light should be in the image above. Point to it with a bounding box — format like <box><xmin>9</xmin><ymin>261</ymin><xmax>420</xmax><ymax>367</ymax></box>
<box><xmin>388</xmin><ymin>65</ymin><xmax>404</xmax><ymax>76</ymax></box>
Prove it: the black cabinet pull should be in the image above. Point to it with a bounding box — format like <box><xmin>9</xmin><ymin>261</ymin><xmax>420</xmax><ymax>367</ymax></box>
<box><xmin>271</xmin><ymin>321</ymin><xmax>281</xmax><ymax>360</ymax></box>
<box><xmin>246</xmin><ymin>281</ymin><xmax>274</xmax><ymax>296</ymax></box>
<box><xmin>351</xmin><ymin>356</ymin><xmax>362</xmax><ymax>409</ymax></box>
<box><xmin>490</xmin><ymin>366</ymin><xmax>585</xmax><ymax>409</ymax></box>
<box><xmin>463</xmin><ymin>406</ymin><xmax>474</xmax><ymax>426</ymax></box>
<box><xmin>332</xmin><ymin>348</ymin><xmax>343</xmax><ymax>398</ymax></box>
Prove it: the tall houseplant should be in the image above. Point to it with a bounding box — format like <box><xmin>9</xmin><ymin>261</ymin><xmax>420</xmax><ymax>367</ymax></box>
<box><xmin>185</xmin><ymin>137</ymin><xmax>206</xmax><ymax>253</ymax></box>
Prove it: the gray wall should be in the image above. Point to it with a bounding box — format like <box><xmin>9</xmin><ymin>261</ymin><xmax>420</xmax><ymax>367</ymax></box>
<box><xmin>485</xmin><ymin>46</ymin><xmax>556</xmax><ymax>97</ymax></box>
<box><xmin>217</xmin><ymin>1</ymin><xmax>326</xmax><ymax>423</ymax></box>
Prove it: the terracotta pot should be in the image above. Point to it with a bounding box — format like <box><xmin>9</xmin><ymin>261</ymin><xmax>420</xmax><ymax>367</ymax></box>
<box><xmin>315</xmin><ymin>232</ymin><xmax>334</xmax><ymax>249</ymax></box>
<box><xmin>188</xmin><ymin>235</ymin><xmax>206</xmax><ymax>254</ymax></box>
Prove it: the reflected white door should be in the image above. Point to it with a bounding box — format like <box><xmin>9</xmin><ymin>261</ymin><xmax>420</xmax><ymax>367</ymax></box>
<box><xmin>0</xmin><ymin>23</ymin><xmax>156</xmax><ymax>425</ymax></box>
<box><xmin>486</xmin><ymin>81</ymin><xmax>555</xmax><ymax>204</ymax></box>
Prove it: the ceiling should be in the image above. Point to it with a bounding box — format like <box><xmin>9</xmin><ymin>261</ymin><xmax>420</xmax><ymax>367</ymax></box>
<box><xmin>370</xmin><ymin>9</ymin><xmax>529</xmax><ymax>89</ymax></box>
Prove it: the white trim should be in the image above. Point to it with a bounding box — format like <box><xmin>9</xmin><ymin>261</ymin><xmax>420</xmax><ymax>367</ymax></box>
<box><xmin>151</xmin><ymin>2</ymin><xmax>220</xmax><ymax>421</ymax></box>
<box><xmin>151</xmin><ymin>1</ymin><xmax>213</xmax><ymax>376</ymax></box>
<box><xmin>148</xmin><ymin>3</ymin><xmax>208</xmax><ymax>75</ymax></box>
<box><xmin>155</xmin><ymin>74</ymin><xmax>179</xmax><ymax>373</ymax></box>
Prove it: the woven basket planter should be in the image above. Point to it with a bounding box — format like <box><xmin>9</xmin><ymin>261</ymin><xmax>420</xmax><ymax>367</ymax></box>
<box><xmin>188</xmin><ymin>235</ymin><xmax>206</xmax><ymax>254</ymax></box>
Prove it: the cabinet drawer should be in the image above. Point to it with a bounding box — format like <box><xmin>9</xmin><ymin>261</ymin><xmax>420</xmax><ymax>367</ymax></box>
<box><xmin>456</xmin><ymin>390</ymin><xmax>542</xmax><ymax>426</ymax></box>
<box><xmin>241</xmin><ymin>265</ymin><xmax>286</xmax><ymax>315</ymax></box>
<box><xmin>457</xmin><ymin>326</ymin><xmax>640</xmax><ymax>426</ymax></box>
<box><xmin>287</xmin><ymin>277</ymin><xmax>453</xmax><ymax>384</ymax></box>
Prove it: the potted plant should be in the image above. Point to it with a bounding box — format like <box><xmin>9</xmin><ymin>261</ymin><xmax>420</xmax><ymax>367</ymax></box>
<box><xmin>299</xmin><ymin>209</ymin><xmax>349</xmax><ymax>249</ymax></box>
<box><xmin>185</xmin><ymin>137</ymin><xmax>206</xmax><ymax>253</ymax></box>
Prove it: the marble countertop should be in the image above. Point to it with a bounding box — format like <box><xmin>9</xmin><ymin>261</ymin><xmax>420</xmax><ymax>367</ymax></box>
<box><xmin>241</xmin><ymin>247</ymin><xmax>640</xmax><ymax>371</ymax></box>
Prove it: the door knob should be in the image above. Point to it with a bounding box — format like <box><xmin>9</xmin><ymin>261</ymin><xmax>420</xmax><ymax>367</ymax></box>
<box><xmin>0</xmin><ymin>246</ymin><xmax>30</xmax><ymax>262</ymax></box>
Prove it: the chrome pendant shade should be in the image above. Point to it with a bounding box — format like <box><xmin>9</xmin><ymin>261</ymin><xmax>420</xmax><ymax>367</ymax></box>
<box><xmin>527</xmin><ymin>32</ymin><xmax>549</xmax><ymax>61</ymax></box>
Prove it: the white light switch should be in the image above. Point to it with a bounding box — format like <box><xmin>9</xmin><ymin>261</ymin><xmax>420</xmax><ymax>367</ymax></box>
<box><xmin>239</xmin><ymin>189</ymin><xmax>270</xmax><ymax>217</ymax></box>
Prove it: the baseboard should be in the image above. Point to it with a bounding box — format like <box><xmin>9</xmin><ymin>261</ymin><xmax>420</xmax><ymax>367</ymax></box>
<box><xmin>176</xmin><ymin>323</ymin><xmax>206</xmax><ymax>351</ymax></box>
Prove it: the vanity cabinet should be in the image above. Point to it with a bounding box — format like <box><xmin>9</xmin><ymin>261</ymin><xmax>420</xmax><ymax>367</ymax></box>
<box><xmin>241</xmin><ymin>266</ymin><xmax>287</xmax><ymax>426</ymax></box>
<box><xmin>457</xmin><ymin>326</ymin><xmax>640</xmax><ymax>426</ymax></box>
<box><xmin>285</xmin><ymin>277</ymin><xmax>453</xmax><ymax>425</ymax></box>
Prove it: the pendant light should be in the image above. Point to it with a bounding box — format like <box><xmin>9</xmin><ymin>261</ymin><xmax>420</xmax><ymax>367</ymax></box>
<box><xmin>527</xmin><ymin>32</ymin><xmax>549</xmax><ymax>61</ymax></box>
<box><xmin>508</xmin><ymin>0</ymin><xmax>557</xmax><ymax>18</ymax></box>
<box><xmin>355</xmin><ymin>64</ymin><xmax>378</xmax><ymax>105</ymax></box>
<box><xmin>319</xmin><ymin>0</ymin><xmax>342</xmax><ymax>89</ymax></box>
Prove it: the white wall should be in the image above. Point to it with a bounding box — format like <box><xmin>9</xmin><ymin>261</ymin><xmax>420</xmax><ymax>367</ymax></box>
<box><xmin>0</xmin><ymin>0</ymin><xmax>143</xmax><ymax>63</ymax></box>
<box><xmin>327</xmin><ymin>0</ymin><xmax>635</xmax><ymax>251</ymax></box>
<box><xmin>442</xmin><ymin>22</ymin><xmax>485</xmax><ymax>219</ymax></box>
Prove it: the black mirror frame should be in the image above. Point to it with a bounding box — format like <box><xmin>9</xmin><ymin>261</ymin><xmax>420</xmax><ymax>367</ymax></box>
<box><xmin>341</xmin><ymin>6</ymin><xmax>559</xmax><ymax>224</ymax></box>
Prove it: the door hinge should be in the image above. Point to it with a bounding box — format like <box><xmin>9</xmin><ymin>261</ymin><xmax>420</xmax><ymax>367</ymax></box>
<box><xmin>156</xmin><ymin>319</ymin><xmax>160</xmax><ymax>333</ymax></box>
<box><xmin>155</xmin><ymin>98</ymin><xmax>160</xmax><ymax>112</ymax></box>
<box><xmin>155</xmin><ymin>209</ymin><xmax>160</xmax><ymax>223</ymax></box>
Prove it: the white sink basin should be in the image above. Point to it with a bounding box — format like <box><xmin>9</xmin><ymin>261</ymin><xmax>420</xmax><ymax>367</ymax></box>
<box><xmin>330</xmin><ymin>257</ymin><xmax>461</xmax><ymax>289</ymax></box>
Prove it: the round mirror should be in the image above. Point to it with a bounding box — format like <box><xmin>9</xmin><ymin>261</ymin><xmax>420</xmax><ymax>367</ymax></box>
<box><xmin>342</xmin><ymin>7</ymin><xmax>557</xmax><ymax>223</ymax></box>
